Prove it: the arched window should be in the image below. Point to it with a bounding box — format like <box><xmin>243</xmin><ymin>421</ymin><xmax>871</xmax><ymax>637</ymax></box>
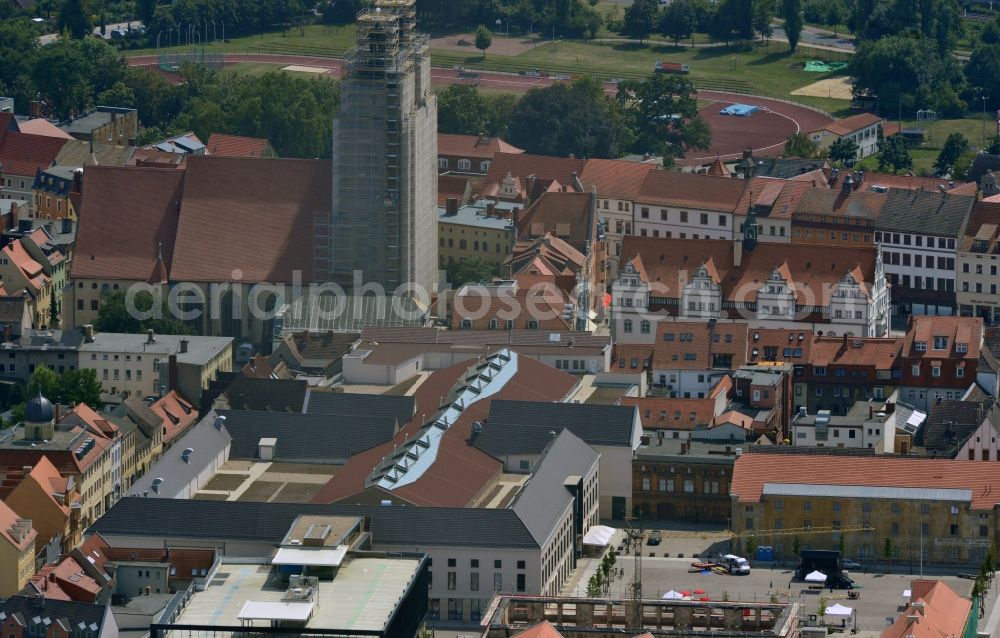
<box><xmin>488</xmin><ymin>318</ymin><xmax>498</xmax><ymax>330</ymax></box>
<box><xmin>480</xmin><ymin>160</ymin><xmax>491</xmax><ymax>172</ymax></box>
<box><xmin>640</xmin><ymin>320</ymin><xmax>651</xmax><ymax>334</ymax></box>
<box><xmin>438</xmin><ymin>158</ymin><xmax>448</xmax><ymax>169</ymax></box>
<box><xmin>460</xmin><ymin>318</ymin><xmax>473</xmax><ymax>329</ymax></box>
<box><xmin>623</xmin><ymin>319</ymin><xmax>633</xmax><ymax>333</ymax></box>
<box><xmin>457</xmin><ymin>159</ymin><xmax>472</xmax><ymax>171</ymax></box>
<box><xmin>527</xmin><ymin>319</ymin><xmax>539</xmax><ymax>329</ymax></box>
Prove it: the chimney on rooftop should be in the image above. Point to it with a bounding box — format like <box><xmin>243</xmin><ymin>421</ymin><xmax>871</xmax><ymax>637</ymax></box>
<box><xmin>486</xmin><ymin>201</ymin><xmax>496</xmax><ymax>217</ymax></box>
<box><xmin>445</xmin><ymin>197</ymin><xmax>459</xmax><ymax>216</ymax></box>
<box><xmin>83</xmin><ymin>324</ymin><xmax>94</xmax><ymax>343</ymax></box>
<box><xmin>179</xmin><ymin>338</ymin><xmax>188</xmax><ymax>354</ymax></box>
<box><xmin>146</xmin><ymin>329</ymin><xmax>155</xmax><ymax>344</ymax></box>
<box><xmin>842</xmin><ymin>175</ymin><xmax>854</xmax><ymax>194</ymax></box>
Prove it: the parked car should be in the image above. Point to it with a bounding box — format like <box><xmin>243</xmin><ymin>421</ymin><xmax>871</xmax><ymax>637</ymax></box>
<box><xmin>647</xmin><ymin>531</ymin><xmax>662</xmax><ymax>546</ymax></box>
<box><xmin>842</xmin><ymin>559</ymin><xmax>861</xmax><ymax>570</ymax></box>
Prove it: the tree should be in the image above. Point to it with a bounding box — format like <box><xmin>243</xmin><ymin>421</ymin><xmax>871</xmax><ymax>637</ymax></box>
<box><xmin>99</xmin><ymin>11</ymin><xmax>106</xmax><ymax>36</ymax></box>
<box><xmin>745</xmin><ymin>535</ymin><xmax>757</xmax><ymax>558</ymax></box>
<box><xmin>57</xmin><ymin>0</ymin><xmax>93</xmax><ymax>39</ymax></box>
<box><xmin>792</xmin><ymin>536</ymin><xmax>801</xmax><ymax>557</ymax></box>
<box><xmin>876</xmin><ymin>135</ymin><xmax>913</xmax><ymax>173</ymax></box>
<box><xmin>818</xmin><ymin>596</ymin><xmax>828</xmax><ymax>619</ymax></box>
<box><xmin>784</xmin><ymin>132</ymin><xmax>818</xmax><ymax>158</ymax></box>
<box><xmin>437</xmin><ymin>84</ymin><xmax>487</xmax><ymax>135</ymax></box>
<box><xmin>952</xmin><ymin>151</ymin><xmax>976</xmax><ymax>180</ymax></box>
<box><xmin>966</xmin><ymin>43</ymin><xmax>1000</xmax><ymax>111</ymax></box>
<box><xmin>753</xmin><ymin>0</ymin><xmax>774</xmax><ymax>41</ymax></box>
<box><xmin>58</xmin><ymin>369</ymin><xmax>102</xmax><ymax>409</ymax></box>
<box><xmin>97</xmin><ymin>82</ymin><xmax>136</xmax><ymax>109</ymax></box>
<box><xmin>616</xmin><ymin>72</ymin><xmax>711</xmax><ymax>162</ymax></box>
<box><xmin>838</xmin><ymin>533</ymin><xmax>846</xmax><ymax>556</ymax></box>
<box><xmin>49</xmin><ymin>290</ymin><xmax>59</xmax><ymax>329</ymax></box>
<box><xmin>507</xmin><ymin>78</ymin><xmax>625</xmax><ymax>158</ymax></box>
<box><xmin>661</xmin><ymin>0</ymin><xmax>697</xmax><ymax>46</ymax></box>
<box><xmin>827</xmin><ymin>137</ymin><xmax>859</xmax><ymax>166</ymax></box>
<box><xmin>586</xmin><ymin>572</ymin><xmax>603</xmax><ymax>597</ymax></box>
<box><xmin>623</xmin><ymin>0</ymin><xmax>658</xmax><ymax>43</ymax></box>
<box><xmin>475</xmin><ymin>25</ymin><xmax>492</xmax><ymax>58</ymax></box>
<box><xmin>782</xmin><ymin>0</ymin><xmax>803</xmax><ymax>51</ymax></box>
<box><xmin>850</xmin><ymin>34</ymin><xmax>964</xmax><ymax>117</ymax></box>
<box><xmin>884</xmin><ymin>537</ymin><xmax>893</xmax><ymax>567</ymax></box>
<box><xmin>94</xmin><ymin>290</ymin><xmax>195</xmax><ymax>336</ymax></box>
<box><xmin>26</xmin><ymin>366</ymin><xmax>60</xmax><ymax>401</ymax></box>
<box><xmin>447</xmin><ymin>258</ymin><xmax>497</xmax><ymax>286</ymax></box>
<box><xmin>321</xmin><ymin>0</ymin><xmax>365</xmax><ymax>25</ymax></box>
<box><xmin>933</xmin><ymin>132</ymin><xmax>970</xmax><ymax>175</ymax></box>
<box><xmin>987</xmin><ymin>136</ymin><xmax>1000</xmax><ymax>155</ymax></box>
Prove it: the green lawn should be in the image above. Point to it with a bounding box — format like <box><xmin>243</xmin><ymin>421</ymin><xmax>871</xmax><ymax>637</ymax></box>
<box><xmin>855</xmin><ymin>116</ymin><xmax>995</xmax><ymax>175</ymax></box>
<box><xmin>130</xmin><ymin>24</ymin><xmax>852</xmax><ymax>109</ymax></box>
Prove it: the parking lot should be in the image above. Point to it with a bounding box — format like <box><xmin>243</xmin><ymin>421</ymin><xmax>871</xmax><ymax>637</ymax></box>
<box><xmin>589</xmin><ymin>554</ymin><xmax>993</xmax><ymax>633</ymax></box>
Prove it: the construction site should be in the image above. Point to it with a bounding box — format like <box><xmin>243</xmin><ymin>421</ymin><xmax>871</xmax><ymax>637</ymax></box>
<box><xmin>318</xmin><ymin>0</ymin><xmax>438</xmax><ymax>295</ymax></box>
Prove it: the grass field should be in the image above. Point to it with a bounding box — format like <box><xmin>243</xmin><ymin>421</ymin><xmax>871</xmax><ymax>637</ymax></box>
<box><xmin>132</xmin><ymin>24</ymin><xmax>853</xmax><ymax>112</ymax></box>
<box><xmin>855</xmin><ymin>116</ymin><xmax>995</xmax><ymax>175</ymax></box>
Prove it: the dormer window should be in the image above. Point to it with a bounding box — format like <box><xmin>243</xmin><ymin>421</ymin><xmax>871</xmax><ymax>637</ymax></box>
<box><xmin>915</xmin><ymin>341</ymin><xmax>927</xmax><ymax>352</ymax></box>
<box><xmin>957</xmin><ymin>342</ymin><xmax>968</xmax><ymax>354</ymax></box>
<box><xmin>933</xmin><ymin>336</ymin><xmax>948</xmax><ymax>350</ymax></box>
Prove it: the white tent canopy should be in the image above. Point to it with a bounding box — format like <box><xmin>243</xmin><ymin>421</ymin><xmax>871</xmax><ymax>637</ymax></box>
<box><xmin>272</xmin><ymin>545</ymin><xmax>348</xmax><ymax>567</ymax></box>
<box><xmin>903</xmin><ymin>589</ymin><xmax>912</xmax><ymax>600</ymax></box>
<box><xmin>824</xmin><ymin>604</ymin><xmax>853</xmax><ymax>617</ymax></box>
<box><xmin>805</xmin><ymin>570</ymin><xmax>827</xmax><ymax>583</ymax></box>
<box><xmin>662</xmin><ymin>590</ymin><xmax>684</xmax><ymax>600</ymax></box>
<box><xmin>582</xmin><ymin>525</ymin><xmax>616</xmax><ymax>547</ymax></box>
<box><xmin>238</xmin><ymin>601</ymin><xmax>314</xmax><ymax>622</ymax></box>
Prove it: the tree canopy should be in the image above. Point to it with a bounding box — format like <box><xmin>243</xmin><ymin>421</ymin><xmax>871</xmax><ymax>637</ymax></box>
<box><xmin>448</xmin><ymin>258</ymin><xmax>498</xmax><ymax>287</ymax></box>
<box><xmin>784</xmin><ymin>132</ymin><xmax>819</xmax><ymax>158</ymax></box>
<box><xmin>876</xmin><ymin>135</ymin><xmax>913</xmax><ymax>173</ymax></box>
<box><xmin>95</xmin><ymin>290</ymin><xmax>196</xmax><ymax>336</ymax></box>
<box><xmin>933</xmin><ymin>132</ymin><xmax>970</xmax><ymax>176</ymax></box>
<box><xmin>507</xmin><ymin>77</ymin><xmax>626</xmax><ymax>158</ymax></box>
<box><xmin>616</xmin><ymin>73</ymin><xmax>711</xmax><ymax>162</ymax></box>
<box><xmin>827</xmin><ymin>137</ymin><xmax>859</xmax><ymax>166</ymax></box>
<box><xmin>781</xmin><ymin>0</ymin><xmax>803</xmax><ymax>51</ymax></box>
<box><xmin>437</xmin><ymin>84</ymin><xmax>516</xmax><ymax>137</ymax></box>
<box><xmin>623</xmin><ymin>0</ymin><xmax>658</xmax><ymax>42</ymax></box>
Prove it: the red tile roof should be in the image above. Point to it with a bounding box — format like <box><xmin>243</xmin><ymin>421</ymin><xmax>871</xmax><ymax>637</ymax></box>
<box><xmin>903</xmin><ymin>316</ymin><xmax>982</xmax><ymax>361</ymax></box>
<box><xmin>310</xmin><ymin>354</ymin><xmax>579</xmax><ymax>506</ymax></box>
<box><xmin>437</xmin><ymin>134</ymin><xmax>522</xmax><ymax>159</ymax></box>
<box><xmin>746</xmin><ymin>328</ymin><xmax>814</xmax><ymax>364</ymax></box>
<box><xmin>732</xmin><ymin>453</ymin><xmax>1000</xmax><ymax>510</ymax></box>
<box><xmin>513</xmin><ymin>621</ymin><xmax>564</xmax><ymax>638</ymax></box>
<box><xmin>736</xmin><ymin>179</ymin><xmax>812</xmax><ymax>220</ymax></box>
<box><xmin>30</xmin><ymin>556</ymin><xmax>102</xmax><ymax>602</ymax></box>
<box><xmin>579</xmin><ymin>159</ymin><xmax>656</xmax><ymax>201</ymax></box>
<box><xmin>812</xmin><ymin>113</ymin><xmax>883</xmax><ymax>136</ymax></box>
<box><xmin>102</xmin><ymin>546</ymin><xmax>215</xmax><ymax>580</ymax></box>
<box><xmin>620</xmin><ymin>237</ymin><xmax>878</xmax><ymax>307</ymax></box>
<box><xmin>0</xmin><ymin>131</ymin><xmax>68</xmax><ymax>177</ymax></box>
<box><xmin>170</xmin><ymin>156</ymin><xmax>328</xmax><ymax>283</ymax></box>
<box><xmin>16</xmin><ymin>119</ymin><xmax>74</xmax><ymax>141</ymax></box>
<box><xmin>883</xmin><ymin>580</ymin><xmax>970</xmax><ymax>638</ymax></box>
<box><xmin>0</xmin><ymin>499</ymin><xmax>35</xmax><ymax>551</ymax></box>
<box><xmin>858</xmin><ymin>172</ymin><xmax>956</xmax><ymax>193</ymax></box>
<box><xmin>637</xmin><ymin>171</ymin><xmax>748</xmax><ymax>211</ymax></box>
<box><xmin>621</xmin><ymin>396</ymin><xmax>717</xmax><ymax>430</ymax></box>
<box><xmin>150</xmin><ymin>390</ymin><xmax>198</xmax><ymax>445</ymax></box>
<box><xmin>71</xmin><ymin>166</ymin><xmax>185</xmax><ymax>281</ymax></box>
<box><xmin>481</xmin><ymin>152</ymin><xmax>587</xmax><ymax>198</ymax></box>
<box><xmin>651</xmin><ymin>321</ymin><xmax>749</xmax><ymax>371</ymax></box>
<box><xmin>206</xmin><ymin>133</ymin><xmax>271</xmax><ymax>158</ymax></box>
<box><xmin>808</xmin><ymin>335</ymin><xmax>901</xmax><ymax>368</ymax></box>
<box><xmin>2</xmin><ymin>240</ymin><xmax>48</xmax><ymax>292</ymax></box>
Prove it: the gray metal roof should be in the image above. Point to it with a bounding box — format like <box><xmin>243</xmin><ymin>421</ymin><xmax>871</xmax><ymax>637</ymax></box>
<box><xmin>224</xmin><ymin>377</ymin><xmax>309</xmax><ymax>412</ymax></box>
<box><xmin>76</xmin><ymin>332</ymin><xmax>232</xmax><ymax>366</ymax></box>
<box><xmin>127</xmin><ymin>412</ymin><xmax>232</xmax><ymax>498</ymax></box>
<box><xmin>876</xmin><ymin>190</ymin><xmax>974</xmax><ymax>237</ymax></box>
<box><xmin>306</xmin><ymin>391</ymin><xmax>415</xmax><ymax>424</ymax></box>
<box><xmin>220</xmin><ymin>409</ymin><xmax>398</xmax><ymax>462</ymax></box>
<box><xmin>475</xmin><ymin>400</ymin><xmax>638</xmax><ymax>456</ymax></box>
<box><xmin>89</xmin><ymin>497</ymin><xmax>540</xmax><ymax>549</ymax></box>
<box><xmin>512</xmin><ymin>430</ymin><xmax>599</xmax><ymax>546</ymax></box>
<box><xmin>761</xmin><ymin>482</ymin><xmax>972</xmax><ymax>502</ymax></box>
<box><xmin>438</xmin><ymin>202</ymin><xmax>516</xmax><ymax>231</ymax></box>
<box><xmin>634</xmin><ymin>439</ymin><xmax>740</xmax><ymax>464</ymax></box>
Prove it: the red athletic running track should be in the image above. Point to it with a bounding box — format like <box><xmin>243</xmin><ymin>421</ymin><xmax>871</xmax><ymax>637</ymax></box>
<box><xmin>128</xmin><ymin>53</ymin><xmax>833</xmax><ymax>165</ymax></box>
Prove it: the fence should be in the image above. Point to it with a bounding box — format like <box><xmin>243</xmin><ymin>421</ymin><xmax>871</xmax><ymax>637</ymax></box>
<box><xmin>158</xmin><ymin>48</ymin><xmax>225</xmax><ymax>71</ymax></box>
